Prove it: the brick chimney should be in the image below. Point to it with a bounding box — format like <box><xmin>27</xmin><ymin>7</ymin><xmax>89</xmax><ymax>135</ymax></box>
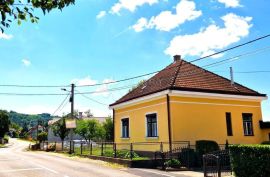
<box><xmin>173</xmin><ymin>55</ymin><xmax>181</xmax><ymax>62</ymax></box>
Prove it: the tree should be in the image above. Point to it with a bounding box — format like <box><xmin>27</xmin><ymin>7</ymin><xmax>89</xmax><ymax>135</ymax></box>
<box><xmin>84</xmin><ymin>109</ymin><xmax>93</xmax><ymax>117</ymax></box>
<box><xmin>103</xmin><ymin>118</ymin><xmax>113</xmax><ymax>141</ymax></box>
<box><xmin>75</xmin><ymin>119</ymin><xmax>104</xmax><ymax>142</ymax></box>
<box><xmin>0</xmin><ymin>0</ymin><xmax>75</xmax><ymax>32</ymax></box>
<box><xmin>0</xmin><ymin>110</ymin><xmax>10</xmax><ymax>138</ymax></box>
<box><xmin>52</xmin><ymin>118</ymin><xmax>69</xmax><ymax>141</ymax></box>
<box><xmin>128</xmin><ymin>80</ymin><xmax>146</xmax><ymax>92</ymax></box>
<box><xmin>37</xmin><ymin>131</ymin><xmax>48</xmax><ymax>143</ymax></box>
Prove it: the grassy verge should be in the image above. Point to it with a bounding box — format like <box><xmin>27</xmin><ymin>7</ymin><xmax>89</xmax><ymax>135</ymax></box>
<box><xmin>0</xmin><ymin>144</ymin><xmax>6</xmax><ymax>148</ymax></box>
<box><xmin>48</xmin><ymin>151</ymin><xmax>127</xmax><ymax>169</ymax></box>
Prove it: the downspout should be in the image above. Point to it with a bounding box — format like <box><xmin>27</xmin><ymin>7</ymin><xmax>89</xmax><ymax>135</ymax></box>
<box><xmin>113</xmin><ymin>109</ymin><xmax>115</xmax><ymax>143</ymax></box>
<box><xmin>166</xmin><ymin>94</ymin><xmax>172</xmax><ymax>152</ymax></box>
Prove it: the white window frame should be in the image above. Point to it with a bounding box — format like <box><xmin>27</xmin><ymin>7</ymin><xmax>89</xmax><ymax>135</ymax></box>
<box><xmin>145</xmin><ymin>112</ymin><xmax>159</xmax><ymax>139</ymax></box>
<box><xmin>121</xmin><ymin>117</ymin><xmax>130</xmax><ymax>139</ymax></box>
<box><xmin>242</xmin><ymin>113</ymin><xmax>254</xmax><ymax>136</ymax></box>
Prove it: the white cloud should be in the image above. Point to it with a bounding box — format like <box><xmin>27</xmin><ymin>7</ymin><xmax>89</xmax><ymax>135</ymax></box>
<box><xmin>0</xmin><ymin>32</ymin><xmax>13</xmax><ymax>40</ymax></box>
<box><xmin>218</xmin><ymin>0</ymin><xmax>242</xmax><ymax>8</ymax></box>
<box><xmin>22</xmin><ymin>59</ymin><xmax>31</xmax><ymax>67</ymax></box>
<box><xmin>94</xmin><ymin>79</ymin><xmax>115</xmax><ymax>97</ymax></box>
<box><xmin>165</xmin><ymin>13</ymin><xmax>252</xmax><ymax>58</ymax></box>
<box><xmin>132</xmin><ymin>0</ymin><xmax>202</xmax><ymax>32</ymax></box>
<box><xmin>110</xmin><ymin>0</ymin><xmax>158</xmax><ymax>14</ymax></box>
<box><xmin>71</xmin><ymin>76</ymin><xmax>97</xmax><ymax>86</ymax></box>
<box><xmin>96</xmin><ymin>11</ymin><xmax>106</xmax><ymax>19</ymax></box>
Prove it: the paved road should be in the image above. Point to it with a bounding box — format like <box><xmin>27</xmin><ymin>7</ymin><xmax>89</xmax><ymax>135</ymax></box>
<box><xmin>0</xmin><ymin>139</ymin><xmax>202</xmax><ymax>177</ymax></box>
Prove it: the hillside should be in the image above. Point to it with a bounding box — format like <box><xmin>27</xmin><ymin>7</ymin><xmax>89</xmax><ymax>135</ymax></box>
<box><xmin>9</xmin><ymin>111</ymin><xmax>54</xmax><ymax>128</ymax></box>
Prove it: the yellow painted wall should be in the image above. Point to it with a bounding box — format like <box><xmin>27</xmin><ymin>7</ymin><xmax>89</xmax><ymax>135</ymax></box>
<box><xmin>114</xmin><ymin>94</ymin><xmax>268</xmax><ymax>149</ymax></box>
<box><xmin>170</xmin><ymin>96</ymin><xmax>266</xmax><ymax>145</ymax></box>
<box><xmin>114</xmin><ymin>97</ymin><xmax>169</xmax><ymax>151</ymax></box>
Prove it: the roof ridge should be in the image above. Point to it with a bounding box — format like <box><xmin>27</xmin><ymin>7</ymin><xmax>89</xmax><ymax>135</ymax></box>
<box><xmin>170</xmin><ymin>60</ymin><xmax>183</xmax><ymax>88</ymax></box>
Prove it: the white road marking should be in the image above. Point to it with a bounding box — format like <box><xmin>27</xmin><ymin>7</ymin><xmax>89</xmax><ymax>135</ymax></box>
<box><xmin>0</xmin><ymin>167</ymin><xmax>43</xmax><ymax>173</ymax></box>
<box><xmin>135</xmin><ymin>169</ymin><xmax>176</xmax><ymax>177</ymax></box>
<box><xmin>31</xmin><ymin>163</ymin><xmax>59</xmax><ymax>174</ymax></box>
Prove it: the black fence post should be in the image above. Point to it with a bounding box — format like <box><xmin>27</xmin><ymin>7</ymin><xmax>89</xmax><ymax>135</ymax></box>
<box><xmin>130</xmin><ymin>143</ymin><xmax>133</xmax><ymax>160</ymax></box>
<box><xmin>101</xmin><ymin>142</ymin><xmax>104</xmax><ymax>156</ymax></box>
<box><xmin>217</xmin><ymin>156</ymin><xmax>221</xmax><ymax>177</ymax></box>
<box><xmin>90</xmin><ymin>142</ymin><xmax>92</xmax><ymax>155</ymax></box>
<box><xmin>69</xmin><ymin>141</ymin><xmax>71</xmax><ymax>153</ymax></box>
<box><xmin>80</xmin><ymin>142</ymin><xmax>83</xmax><ymax>155</ymax></box>
<box><xmin>62</xmin><ymin>141</ymin><xmax>64</xmax><ymax>151</ymax></box>
<box><xmin>160</xmin><ymin>142</ymin><xmax>163</xmax><ymax>152</ymax></box>
<box><xmin>113</xmin><ymin>143</ymin><xmax>117</xmax><ymax>158</ymax></box>
<box><xmin>203</xmin><ymin>155</ymin><xmax>207</xmax><ymax>177</ymax></box>
<box><xmin>187</xmin><ymin>142</ymin><xmax>190</xmax><ymax>169</ymax></box>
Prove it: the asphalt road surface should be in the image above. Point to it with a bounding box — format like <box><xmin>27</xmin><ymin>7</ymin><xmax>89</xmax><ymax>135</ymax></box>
<box><xmin>0</xmin><ymin>139</ymin><xmax>201</xmax><ymax>177</ymax></box>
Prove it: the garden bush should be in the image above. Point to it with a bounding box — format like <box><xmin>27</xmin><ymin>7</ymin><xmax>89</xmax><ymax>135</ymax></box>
<box><xmin>229</xmin><ymin>145</ymin><xmax>270</xmax><ymax>177</ymax></box>
<box><xmin>195</xmin><ymin>140</ymin><xmax>219</xmax><ymax>166</ymax></box>
<box><xmin>195</xmin><ymin>140</ymin><xmax>220</xmax><ymax>155</ymax></box>
<box><xmin>261</xmin><ymin>141</ymin><xmax>270</xmax><ymax>145</ymax></box>
<box><xmin>164</xmin><ymin>159</ymin><xmax>181</xmax><ymax>168</ymax></box>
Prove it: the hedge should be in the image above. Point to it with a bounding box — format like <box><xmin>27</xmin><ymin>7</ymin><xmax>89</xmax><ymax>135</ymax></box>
<box><xmin>229</xmin><ymin>145</ymin><xmax>270</xmax><ymax>177</ymax></box>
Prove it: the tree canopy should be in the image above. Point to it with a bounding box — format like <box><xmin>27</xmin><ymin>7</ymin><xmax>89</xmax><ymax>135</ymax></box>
<box><xmin>0</xmin><ymin>0</ymin><xmax>75</xmax><ymax>32</ymax></box>
<box><xmin>0</xmin><ymin>110</ymin><xmax>10</xmax><ymax>138</ymax></box>
<box><xmin>75</xmin><ymin>119</ymin><xmax>104</xmax><ymax>142</ymax></box>
<box><xmin>103</xmin><ymin>118</ymin><xmax>113</xmax><ymax>141</ymax></box>
<box><xmin>52</xmin><ymin>118</ymin><xmax>69</xmax><ymax>141</ymax></box>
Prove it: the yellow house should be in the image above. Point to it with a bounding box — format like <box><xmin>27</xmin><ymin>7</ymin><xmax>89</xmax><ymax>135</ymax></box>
<box><xmin>110</xmin><ymin>55</ymin><xmax>270</xmax><ymax>151</ymax></box>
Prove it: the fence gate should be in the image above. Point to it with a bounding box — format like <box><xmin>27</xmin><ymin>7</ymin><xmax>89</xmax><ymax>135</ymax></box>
<box><xmin>203</xmin><ymin>150</ymin><xmax>232</xmax><ymax>177</ymax></box>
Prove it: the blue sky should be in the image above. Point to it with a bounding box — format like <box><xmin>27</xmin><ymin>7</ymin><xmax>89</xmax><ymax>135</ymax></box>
<box><xmin>0</xmin><ymin>0</ymin><xmax>269</xmax><ymax>120</ymax></box>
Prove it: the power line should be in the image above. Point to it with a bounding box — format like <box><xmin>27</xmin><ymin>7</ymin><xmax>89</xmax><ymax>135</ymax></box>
<box><xmin>1</xmin><ymin>34</ymin><xmax>269</xmax><ymax>89</ymax></box>
<box><xmin>203</xmin><ymin>45</ymin><xmax>270</xmax><ymax>69</ymax></box>
<box><xmin>52</xmin><ymin>93</ymin><xmax>70</xmax><ymax>116</ymax></box>
<box><xmin>0</xmin><ymin>84</ymin><xmax>134</xmax><ymax>96</ymax></box>
<box><xmin>189</xmin><ymin>34</ymin><xmax>270</xmax><ymax>63</ymax></box>
<box><xmin>76</xmin><ymin>90</ymin><xmax>108</xmax><ymax>106</ymax></box>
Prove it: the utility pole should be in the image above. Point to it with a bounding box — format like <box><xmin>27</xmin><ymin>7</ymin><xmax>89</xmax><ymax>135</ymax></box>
<box><xmin>69</xmin><ymin>83</ymin><xmax>75</xmax><ymax>153</ymax></box>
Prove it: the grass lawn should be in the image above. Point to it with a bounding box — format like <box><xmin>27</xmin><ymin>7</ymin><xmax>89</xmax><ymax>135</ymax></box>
<box><xmin>73</xmin><ymin>144</ymin><xmax>150</xmax><ymax>160</ymax></box>
<box><xmin>0</xmin><ymin>144</ymin><xmax>5</xmax><ymax>148</ymax></box>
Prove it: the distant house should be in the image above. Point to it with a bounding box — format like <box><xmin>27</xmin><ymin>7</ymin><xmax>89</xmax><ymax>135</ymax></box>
<box><xmin>27</xmin><ymin>125</ymin><xmax>45</xmax><ymax>140</ymax></box>
<box><xmin>47</xmin><ymin>116</ymin><xmax>109</xmax><ymax>142</ymax></box>
<box><xmin>110</xmin><ymin>55</ymin><xmax>270</xmax><ymax>151</ymax></box>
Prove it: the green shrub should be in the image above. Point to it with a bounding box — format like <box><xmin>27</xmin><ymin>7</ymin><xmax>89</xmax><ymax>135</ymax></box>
<box><xmin>195</xmin><ymin>140</ymin><xmax>220</xmax><ymax>155</ymax></box>
<box><xmin>229</xmin><ymin>145</ymin><xmax>270</xmax><ymax>177</ymax></box>
<box><xmin>164</xmin><ymin>159</ymin><xmax>181</xmax><ymax>168</ymax></box>
<box><xmin>103</xmin><ymin>149</ymin><xmax>140</xmax><ymax>159</ymax></box>
<box><xmin>37</xmin><ymin>132</ymin><xmax>48</xmax><ymax>143</ymax></box>
<box><xmin>261</xmin><ymin>141</ymin><xmax>270</xmax><ymax>145</ymax></box>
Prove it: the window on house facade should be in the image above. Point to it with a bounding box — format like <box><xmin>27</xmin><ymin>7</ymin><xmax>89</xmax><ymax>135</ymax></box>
<box><xmin>226</xmin><ymin>112</ymin><xmax>233</xmax><ymax>136</ymax></box>
<box><xmin>242</xmin><ymin>113</ymin><xmax>254</xmax><ymax>136</ymax></box>
<box><xmin>146</xmin><ymin>113</ymin><xmax>158</xmax><ymax>137</ymax></box>
<box><xmin>121</xmin><ymin>118</ymin><xmax>129</xmax><ymax>138</ymax></box>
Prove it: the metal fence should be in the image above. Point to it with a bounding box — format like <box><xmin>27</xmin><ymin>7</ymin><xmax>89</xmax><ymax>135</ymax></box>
<box><xmin>39</xmin><ymin>141</ymin><xmax>231</xmax><ymax>172</ymax></box>
<box><xmin>203</xmin><ymin>150</ymin><xmax>232</xmax><ymax>177</ymax></box>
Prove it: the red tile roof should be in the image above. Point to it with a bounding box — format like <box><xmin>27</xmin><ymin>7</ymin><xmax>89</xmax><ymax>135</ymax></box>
<box><xmin>110</xmin><ymin>59</ymin><xmax>266</xmax><ymax>106</ymax></box>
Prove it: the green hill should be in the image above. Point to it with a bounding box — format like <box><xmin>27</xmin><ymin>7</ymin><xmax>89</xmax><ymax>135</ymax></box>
<box><xmin>9</xmin><ymin>111</ymin><xmax>54</xmax><ymax>128</ymax></box>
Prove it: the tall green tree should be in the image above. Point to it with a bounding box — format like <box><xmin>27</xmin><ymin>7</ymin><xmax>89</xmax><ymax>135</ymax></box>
<box><xmin>103</xmin><ymin>118</ymin><xmax>113</xmax><ymax>141</ymax></box>
<box><xmin>52</xmin><ymin>118</ymin><xmax>69</xmax><ymax>141</ymax></box>
<box><xmin>75</xmin><ymin>119</ymin><xmax>104</xmax><ymax>142</ymax></box>
<box><xmin>0</xmin><ymin>110</ymin><xmax>10</xmax><ymax>138</ymax></box>
<box><xmin>0</xmin><ymin>0</ymin><xmax>75</xmax><ymax>32</ymax></box>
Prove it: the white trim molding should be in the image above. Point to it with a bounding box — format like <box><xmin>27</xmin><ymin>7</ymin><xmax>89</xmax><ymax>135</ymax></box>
<box><xmin>110</xmin><ymin>90</ymin><xmax>169</xmax><ymax>109</ymax></box>
<box><xmin>169</xmin><ymin>90</ymin><xmax>267</xmax><ymax>102</ymax></box>
<box><xmin>110</xmin><ymin>89</ymin><xmax>267</xmax><ymax>109</ymax></box>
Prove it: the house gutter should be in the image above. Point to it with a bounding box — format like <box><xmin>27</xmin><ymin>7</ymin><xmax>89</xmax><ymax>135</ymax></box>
<box><xmin>113</xmin><ymin>109</ymin><xmax>115</xmax><ymax>143</ymax></box>
<box><xmin>166</xmin><ymin>94</ymin><xmax>172</xmax><ymax>152</ymax></box>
